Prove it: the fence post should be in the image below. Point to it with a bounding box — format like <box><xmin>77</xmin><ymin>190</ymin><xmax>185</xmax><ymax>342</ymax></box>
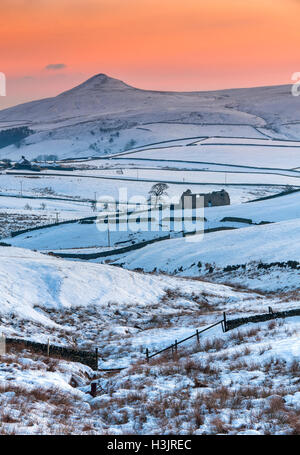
<box><xmin>175</xmin><ymin>339</ymin><xmax>178</xmax><ymax>354</ymax></box>
<box><xmin>223</xmin><ymin>312</ymin><xmax>227</xmax><ymax>332</ymax></box>
<box><xmin>0</xmin><ymin>333</ymin><xmax>6</xmax><ymax>356</ymax></box>
<box><xmin>196</xmin><ymin>329</ymin><xmax>200</xmax><ymax>343</ymax></box>
<box><xmin>146</xmin><ymin>348</ymin><xmax>149</xmax><ymax>363</ymax></box>
<box><xmin>95</xmin><ymin>347</ymin><xmax>98</xmax><ymax>371</ymax></box>
<box><xmin>47</xmin><ymin>338</ymin><xmax>50</xmax><ymax>357</ymax></box>
<box><xmin>159</xmin><ymin>204</ymin><xmax>162</xmax><ymax>232</ymax></box>
<box><xmin>148</xmin><ymin>206</ymin><xmax>152</xmax><ymax>232</ymax></box>
<box><xmin>91</xmin><ymin>382</ymin><xmax>97</xmax><ymax>398</ymax></box>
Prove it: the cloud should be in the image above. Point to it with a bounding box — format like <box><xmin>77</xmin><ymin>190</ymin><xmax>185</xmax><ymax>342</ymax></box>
<box><xmin>45</xmin><ymin>63</ymin><xmax>66</xmax><ymax>71</ymax></box>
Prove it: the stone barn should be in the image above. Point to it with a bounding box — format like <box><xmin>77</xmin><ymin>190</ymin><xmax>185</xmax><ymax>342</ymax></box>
<box><xmin>177</xmin><ymin>189</ymin><xmax>230</xmax><ymax>209</ymax></box>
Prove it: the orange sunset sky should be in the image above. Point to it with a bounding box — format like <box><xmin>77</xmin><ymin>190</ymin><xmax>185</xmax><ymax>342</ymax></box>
<box><xmin>1</xmin><ymin>0</ymin><xmax>300</xmax><ymax>108</ymax></box>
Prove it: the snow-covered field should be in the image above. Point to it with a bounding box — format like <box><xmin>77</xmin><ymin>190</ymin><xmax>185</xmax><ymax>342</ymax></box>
<box><xmin>2</xmin><ymin>314</ymin><xmax>300</xmax><ymax>434</ymax></box>
<box><xmin>123</xmin><ymin>142</ymin><xmax>300</xmax><ymax>169</ymax></box>
<box><xmin>32</xmin><ymin>167</ymin><xmax>300</xmax><ymax>187</ymax></box>
<box><xmin>5</xmin><ymin>189</ymin><xmax>300</xmax><ymax>253</ymax></box>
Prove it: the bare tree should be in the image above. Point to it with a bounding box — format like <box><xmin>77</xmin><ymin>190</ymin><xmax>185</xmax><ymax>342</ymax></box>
<box><xmin>148</xmin><ymin>183</ymin><xmax>169</xmax><ymax>207</ymax></box>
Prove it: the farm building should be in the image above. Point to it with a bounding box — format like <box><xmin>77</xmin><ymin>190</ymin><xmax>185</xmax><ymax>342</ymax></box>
<box><xmin>177</xmin><ymin>189</ymin><xmax>230</xmax><ymax>209</ymax></box>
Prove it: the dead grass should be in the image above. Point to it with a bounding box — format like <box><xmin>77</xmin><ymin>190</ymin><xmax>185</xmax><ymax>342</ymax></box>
<box><xmin>210</xmin><ymin>417</ymin><xmax>229</xmax><ymax>434</ymax></box>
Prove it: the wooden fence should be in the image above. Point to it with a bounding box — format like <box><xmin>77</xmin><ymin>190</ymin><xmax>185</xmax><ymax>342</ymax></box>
<box><xmin>145</xmin><ymin>307</ymin><xmax>300</xmax><ymax>362</ymax></box>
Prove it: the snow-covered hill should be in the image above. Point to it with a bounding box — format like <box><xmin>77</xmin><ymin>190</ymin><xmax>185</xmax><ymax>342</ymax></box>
<box><xmin>0</xmin><ymin>74</ymin><xmax>299</xmax><ymax>160</ymax></box>
<box><xmin>0</xmin><ymin>74</ymin><xmax>266</xmax><ymax>127</ymax></box>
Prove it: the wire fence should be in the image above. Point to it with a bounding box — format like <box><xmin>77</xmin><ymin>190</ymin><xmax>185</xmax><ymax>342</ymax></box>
<box><xmin>145</xmin><ymin>314</ymin><xmax>227</xmax><ymax>362</ymax></box>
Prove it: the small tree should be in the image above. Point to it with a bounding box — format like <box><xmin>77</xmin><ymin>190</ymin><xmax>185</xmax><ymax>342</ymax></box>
<box><xmin>148</xmin><ymin>183</ymin><xmax>169</xmax><ymax>207</ymax></box>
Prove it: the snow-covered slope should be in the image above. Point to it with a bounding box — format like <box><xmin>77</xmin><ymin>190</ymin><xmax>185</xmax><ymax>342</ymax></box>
<box><xmin>116</xmin><ymin>218</ymin><xmax>300</xmax><ymax>277</ymax></box>
<box><xmin>1</xmin><ymin>245</ymin><xmax>297</xmax><ymax>364</ymax></box>
<box><xmin>0</xmin><ymin>246</ymin><xmax>171</xmax><ymax>327</ymax></box>
<box><xmin>0</xmin><ymin>246</ymin><xmax>261</xmax><ymax>332</ymax></box>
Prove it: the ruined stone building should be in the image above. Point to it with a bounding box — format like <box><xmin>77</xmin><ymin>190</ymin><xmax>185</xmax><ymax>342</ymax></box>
<box><xmin>177</xmin><ymin>189</ymin><xmax>230</xmax><ymax>209</ymax></box>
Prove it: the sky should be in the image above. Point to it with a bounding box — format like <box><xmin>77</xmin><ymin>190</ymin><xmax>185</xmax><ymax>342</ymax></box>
<box><xmin>0</xmin><ymin>0</ymin><xmax>300</xmax><ymax>108</ymax></box>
